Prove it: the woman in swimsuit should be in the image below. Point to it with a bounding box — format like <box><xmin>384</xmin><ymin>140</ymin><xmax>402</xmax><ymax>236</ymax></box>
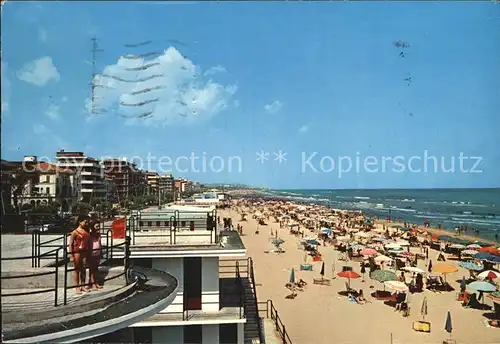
<box><xmin>69</xmin><ymin>214</ymin><xmax>91</xmax><ymax>294</ymax></box>
<box><xmin>88</xmin><ymin>221</ymin><xmax>103</xmax><ymax>290</ymax></box>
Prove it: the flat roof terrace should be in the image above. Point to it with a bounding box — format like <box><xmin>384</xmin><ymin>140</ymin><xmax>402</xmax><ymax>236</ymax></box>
<box><xmin>115</xmin><ymin>210</ymin><xmax>246</xmax><ymax>256</ymax></box>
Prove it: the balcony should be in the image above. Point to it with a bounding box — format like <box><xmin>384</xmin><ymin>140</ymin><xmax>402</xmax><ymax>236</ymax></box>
<box><xmin>1</xmin><ymin>234</ymin><xmax>179</xmax><ymax>343</ymax></box>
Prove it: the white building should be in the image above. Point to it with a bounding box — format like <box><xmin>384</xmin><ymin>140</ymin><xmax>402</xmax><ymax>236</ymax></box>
<box><xmin>16</xmin><ymin>156</ymin><xmax>75</xmax><ymax>211</ymax></box>
<box><xmin>55</xmin><ymin>150</ymin><xmax>105</xmax><ymax>203</ymax></box>
<box><xmin>111</xmin><ymin>205</ymin><xmax>255</xmax><ymax>344</ymax></box>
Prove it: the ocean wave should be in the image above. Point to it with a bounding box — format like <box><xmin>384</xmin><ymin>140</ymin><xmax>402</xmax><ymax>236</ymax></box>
<box><xmin>354</xmin><ymin>196</ymin><xmax>370</xmax><ymax>200</ymax></box>
<box><xmin>386</xmin><ymin>198</ymin><xmax>415</xmax><ymax>202</ymax></box>
<box><xmin>389</xmin><ymin>207</ymin><xmax>417</xmax><ymax>213</ymax></box>
<box><xmin>414</xmin><ymin>214</ymin><xmax>448</xmax><ymax>219</ymax></box>
<box><xmin>451</xmin><ymin>217</ymin><xmax>500</xmax><ymax>225</ymax></box>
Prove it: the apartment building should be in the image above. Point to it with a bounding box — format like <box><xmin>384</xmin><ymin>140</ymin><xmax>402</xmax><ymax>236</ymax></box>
<box><xmin>159</xmin><ymin>174</ymin><xmax>174</xmax><ymax>194</ymax></box>
<box><xmin>55</xmin><ymin>150</ymin><xmax>105</xmax><ymax>203</ymax></box>
<box><xmin>14</xmin><ymin>156</ymin><xmax>75</xmax><ymax>210</ymax></box>
<box><xmin>146</xmin><ymin>171</ymin><xmax>159</xmax><ymax>194</ymax></box>
<box><xmin>102</xmin><ymin>158</ymin><xmax>147</xmax><ymax>201</ymax></box>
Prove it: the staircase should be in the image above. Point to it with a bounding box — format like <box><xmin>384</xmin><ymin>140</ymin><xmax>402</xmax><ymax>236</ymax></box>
<box><xmin>242</xmin><ymin>276</ymin><xmax>262</xmax><ymax>344</ymax></box>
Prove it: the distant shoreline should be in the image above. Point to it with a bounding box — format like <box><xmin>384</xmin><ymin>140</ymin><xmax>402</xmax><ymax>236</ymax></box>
<box><xmin>228</xmin><ymin>189</ymin><xmax>499</xmax><ymax>245</ymax></box>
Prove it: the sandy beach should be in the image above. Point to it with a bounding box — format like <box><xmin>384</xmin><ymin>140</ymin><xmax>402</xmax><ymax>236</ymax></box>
<box><xmin>219</xmin><ymin>200</ymin><xmax>499</xmax><ymax>344</ymax></box>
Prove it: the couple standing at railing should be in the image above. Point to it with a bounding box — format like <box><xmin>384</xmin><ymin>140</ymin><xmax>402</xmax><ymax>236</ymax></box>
<box><xmin>68</xmin><ymin>214</ymin><xmax>102</xmax><ymax>294</ymax></box>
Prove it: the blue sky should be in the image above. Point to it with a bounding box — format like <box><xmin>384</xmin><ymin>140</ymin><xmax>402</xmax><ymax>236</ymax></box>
<box><xmin>1</xmin><ymin>2</ymin><xmax>499</xmax><ymax>189</ymax></box>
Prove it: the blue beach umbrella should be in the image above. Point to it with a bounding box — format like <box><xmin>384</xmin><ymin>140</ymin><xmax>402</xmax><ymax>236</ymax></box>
<box><xmin>289</xmin><ymin>268</ymin><xmax>295</xmax><ymax>284</ymax></box>
<box><xmin>474</xmin><ymin>252</ymin><xmax>500</xmax><ymax>263</ymax></box>
<box><xmin>458</xmin><ymin>261</ymin><xmax>483</xmax><ymax>271</ymax></box>
<box><xmin>321</xmin><ymin>228</ymin><xmax>332</xmax><ymax>234</ymax></box>
<box><xmin>467</xmin><ymin>281</ymin><xmax>497</xmax><ymax>293</ymax></box>
<box><xmin>445</xmin><ymin>311</ymin><xmax>453</xmax><ymax>337</ymax></box>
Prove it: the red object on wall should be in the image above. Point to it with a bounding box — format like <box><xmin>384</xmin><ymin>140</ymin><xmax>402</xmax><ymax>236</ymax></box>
<box><xmin>112</xmin><ymin>218</ymin><xmax>126</xmax><ymax>239</ymax></box>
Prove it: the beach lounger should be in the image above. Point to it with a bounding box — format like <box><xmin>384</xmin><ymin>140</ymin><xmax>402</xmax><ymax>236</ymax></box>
<box><xmin>313</xmin><ymin>278</ymin><xmax>331</xmax><ymax>286</ymax></box>
<box><xmin>412</xmin><ymin>321</ymin><xmax>431</xmax><ymax>333</ymax></box>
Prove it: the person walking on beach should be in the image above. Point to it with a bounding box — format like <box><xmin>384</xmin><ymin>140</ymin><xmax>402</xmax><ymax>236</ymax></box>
<box><xmin>68</xmin><ymin>215</ymin><xmax>91</xmax><ymax>294</ymax></box>
<box><xmin>88</xmin><ymin>220</ymin><xmax>103</xmax><ymax>290</ymax></box>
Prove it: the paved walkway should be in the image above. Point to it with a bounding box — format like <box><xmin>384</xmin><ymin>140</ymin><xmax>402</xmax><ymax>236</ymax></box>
<box><xmin>1</xmin><ymin>285</ymin><xmax>123</xmax><ymax>311</ymax></box>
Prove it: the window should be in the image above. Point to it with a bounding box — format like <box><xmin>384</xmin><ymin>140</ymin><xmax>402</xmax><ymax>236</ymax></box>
<box><xmin>147</xmin><ymin>221</ymin><xmax>152</xmax><ymax>227</ymax></box>
<box><xmin>184</xmin><ymin>325</ymin><xmax>202</xmax><ymax>344</ymax></box>
<box><xmin>181</xmin><ymin>221</ymin><xmax>186</xmax><ymax>227</ymax></box>
<box><xmin>45</xmin><ymin>187</ymin><xmax>50</xmax><ymax>194</ymax></box>
<box><xmin>156</xmin><ymin>221</ymin><xmax>161</xmax><ymax>227</ymax></box>
<box><xmin>164</xmin><ymin>221</ymin><xmax>169</xmax><ymax>227</ymax></box>
<box><xmin>220</xmin><ymin>324</ymin><xmax>238</xmax><ymax>344</ymax></box>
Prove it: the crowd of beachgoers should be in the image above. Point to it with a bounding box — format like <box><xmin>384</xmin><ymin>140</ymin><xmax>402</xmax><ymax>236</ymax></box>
<box><xmin>220</xmin><ymin>196</ymin><xmax>500</xmax><ymax>344</ymax></box>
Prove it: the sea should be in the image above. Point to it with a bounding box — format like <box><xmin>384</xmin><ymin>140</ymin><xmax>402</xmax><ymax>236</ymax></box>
<box><xmin>259</xmin><ymin>189</ymin><xmax>500</xmax><ymax>241</ymax></box>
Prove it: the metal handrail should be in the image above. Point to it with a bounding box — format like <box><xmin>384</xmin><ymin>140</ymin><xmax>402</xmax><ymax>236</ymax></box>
<box><xmin>258</xmin><ymin>299</ymin><xmax>292</xmax><ymax>344</ymax></box>
<box><xmin>248</xmin><ymin>257</ymin><xmax>264</xmax><ymax>343</ymax></box>
<box><xmin>26</xmin><ymin>230</ymin><xmax>131</xmax><ymax>306</ymax></box>
<box><xmin>1</xmin><ymin>248</ymin><xmax>62</xmax><ymax>306</ymax></box>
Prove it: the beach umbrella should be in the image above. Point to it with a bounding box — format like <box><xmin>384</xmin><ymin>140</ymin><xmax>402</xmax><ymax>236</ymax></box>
<box><xmin>467</xmin><ymin>281</ymin><xmax>497</xmax><ymax>293</ymax></box>
<box><xmin>385</xmin><ymin>243</ymin><xmax>402</xmax><ymax>250</ymax></box>
<box><xmin>475</xmin><ymin>252</ymin><xmax>500</xmax><ymax>263</ymax></box>
<box><xmin>449</xmin><ymin>244</ymin><xmax>466</xmax><ymax>250</ymax></box>
<box><xmin>388</xmin><ymin>249</ymin><xmax>404</xmax><ymax>255</ymax></box>
<box><xmin>458</xmin><ymin>261</ymin><xmax>483</xmax><ymax>271</ymax></box>
<box><xmin>394</xmin><ymin>240</ymin><xmax>410</xmax><ymax>247</ymax></box>
<box><xmin>384</xmin><ymin>280</ymin><xmax>409</xmax><ymax>292</ymax></box>
<box><xmin>337</xmin><ymin>270</ymin><xmax>360</xmax><ymax>288</ymax></box>
<box><xmin>321</xmin><ymin>228</ymin><xmax>332</xmax><ymax>234</ymax></box>
<box><xmin>289</xmin><ymin>268</ymin><xmax>295</xmax><ymax>284</ymax></box>
<box><xmin>467</xmin><ymin>243</ymin><xmax>481</xmax><ymax>250</ymax></box>
<box><xmin>421</xmin><ymin>297</ymin><xmax>428</xmax><ymax>321</ymax></box>
<box><xmin>479</xmin><ymin>246</ymin><xmax>500</xmax><ymax>255</ymax></box>
<box><xmin>320</xmin><ymin>262</ymin><xmax>325</xmax><ymax>277</ymax></box>
<box><xmin>433</xmin><ymin>263</ymin><xmax>458</xmax><ymax>274</ymax></box>
<box><xmin>461</xmin><ymin>249</ymin><xmax>478</xmax><ymax>256</ymax></box>
<box><xmin>370</xmin><ymin>270</ymin><xmax>398</xmax><ymax>283</ymax></box>
<box><xmin>478</xmin><ymin>270</ymin><xmax>499</xmax><ymax>280</ymax></box>
<box><xmin>374</xmin><ymin>255</ymin><xmax>393</xmax><ymax>264</ymax></box>
<box><xmin>360</xmin><ymin>248</ymin><xmax>377</xmax><ymax>256</ymax></box>
<box><xmin>352</xmin><ymin>244</ymin><xmax>365</xmax><ymax>252</ymax></box>
<box><xmin>401</xmin><ymin>266</ymin><xmax>424</xmax><ymax>274</ymax></box>
<box><xmin>445</xmin><ymin>311</ymin><xmax>453</xmax><ymax>339</ymax></box>
<box><xmin>372</xmin><ymin>237</ymin><xmax>388</xmax><ymax>243</ymax></box>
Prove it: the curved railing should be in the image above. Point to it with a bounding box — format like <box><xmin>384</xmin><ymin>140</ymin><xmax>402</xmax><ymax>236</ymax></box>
<box><xmin>1</xmin><ymin>249</ymin><xmax>63</xmax><ymax>306</ymax></box>
<box><xmin>3</xmin><ymin>231</ymin><xmax>131</xmax><ymax>307</ymax></box>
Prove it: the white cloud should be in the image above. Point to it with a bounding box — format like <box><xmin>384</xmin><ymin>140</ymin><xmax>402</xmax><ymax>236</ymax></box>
<box><xmin>45</xmin><ymin>104</ymin><xmax>60</xmax><ymax>120</ymax></box>
<box><xmin>33</xmin><ymin>124</ymin><xmax>48</xmax><ymax>135</ymax></box>
<box><xmin>1</xmin><ymin>62</ymin><xmax>10</xmax><ymax>113</ymax></box>
<box><xmin>17</xmin><ymin>56</ymin><xmax>60</xmax><ymax>86</ymax></box>
<box><xmin>204</xmin><ymin>65</ymin><xmax>226</xmax><ymax>76</ymax></box>
<box><xmin>264</xmin><ymin>100</ymin><xmax>283</xmax><ymax>114</ymax></box>
<box><xmin>298</xmin><ymin>125</ymin><xmax>309</xmax><ymax>133</ymax></box>
<box><xmin>88</xmin><ymin>47</ymin><xmax>237</xmax><ymax>126</ymax></box>
<box><xmin>38</xmin><ymin>28</ymin><xmax>48</xmax><ymax>42</ymax></box>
